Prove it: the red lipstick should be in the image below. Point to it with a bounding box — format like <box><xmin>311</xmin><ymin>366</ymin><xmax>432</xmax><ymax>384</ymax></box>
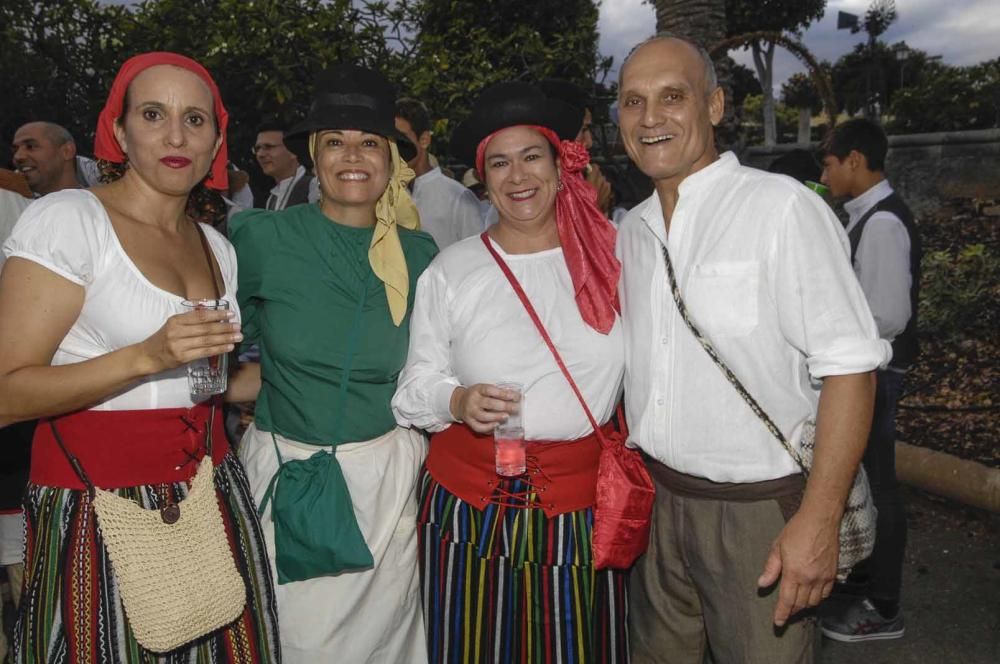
<box><xmin>160</xmin><ymin>156</ymin><xmax>191</xmax><ymax>168</ymax></box>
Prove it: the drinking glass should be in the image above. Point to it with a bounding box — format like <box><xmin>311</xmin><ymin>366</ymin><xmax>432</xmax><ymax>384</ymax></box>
<box><xmin>181</xmin><ymin>299</ymin><xmax>230</xmax><ymax>401</ymax></box>
<box><xmin>494</xmin><ymin>381</ymin><xmax>525</xmax><ymax>477</ymax></box>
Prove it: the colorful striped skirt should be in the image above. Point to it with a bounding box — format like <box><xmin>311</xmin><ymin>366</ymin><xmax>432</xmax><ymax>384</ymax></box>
<box><xmin>418</xmin><ymin>469</ymin><xmax>630</xmax><ymax>664</ymax></box>
<box><xmin>13</xmin><ymin>454</ymin><xmax>281</xmax><ymax>664</ymax></box>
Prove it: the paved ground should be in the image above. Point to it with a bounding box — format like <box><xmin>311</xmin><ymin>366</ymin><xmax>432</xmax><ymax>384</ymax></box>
<box><xmin>3</xmin><ymin>487</ymin><xmax>997</xmax><ymax>663</ymax></box>
<box><xmin>817</xmin><ymin>487</ymin><xmax>1000</xmax><ymax>664</ymax></box>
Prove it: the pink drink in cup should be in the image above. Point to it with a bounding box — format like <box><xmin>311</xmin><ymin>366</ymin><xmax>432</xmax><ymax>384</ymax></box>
<box><xmin>494</xmin><ymin>382</ymin><xmax>525</xmax><ymax>477</ymax></box>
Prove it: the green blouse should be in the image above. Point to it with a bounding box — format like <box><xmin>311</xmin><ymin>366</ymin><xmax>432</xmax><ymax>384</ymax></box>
<box><xmin>229</xmin><ymin>204</ymin><xmax>437</xmax><ymax>446</ymax></box>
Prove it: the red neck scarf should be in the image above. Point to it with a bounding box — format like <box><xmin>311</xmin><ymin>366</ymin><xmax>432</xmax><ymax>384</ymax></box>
<box><xmin>94</xmin><ymin>52</ymin><xmax>229</xmax><ymax>191</ymax></box>
<box><xmin>476</xmin><ymin>125</ymin><xmax>620</xmax><ymax>334</ymax></box>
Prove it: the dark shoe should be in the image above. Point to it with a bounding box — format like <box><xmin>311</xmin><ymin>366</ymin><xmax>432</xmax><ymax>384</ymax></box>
<box><xmin>820</xmin><ymin>598</ymin><xmax>905</xmax><ymax>643</ymax></box>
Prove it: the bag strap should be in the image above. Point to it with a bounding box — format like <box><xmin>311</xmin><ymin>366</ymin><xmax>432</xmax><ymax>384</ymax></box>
<box><xmin>480</xmin><ymin>233</ymin><xmax>607</xmax><ymax>442</ymax></box>
<box><xmin>194</xmin><ymin>223</ymin><xmax>223</xmax><ymax>301</ymax></box>
<box><xmin>658</xmin><ymin>244</ymin><xmax>807</xmax><ymax>472</ymax></box>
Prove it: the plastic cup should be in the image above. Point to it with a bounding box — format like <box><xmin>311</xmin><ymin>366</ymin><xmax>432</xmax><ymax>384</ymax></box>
<box><xmin>494</xmin><ymin>382</ymin><xmax>525</xmax><ymax>477</ymax></box>
<box><xmin>181</xmin><ymin>299</ymin><xmax>229</xmax><ymax>401</ymax></box>
<box><xmin>805</xmin><ymin>180</ymin><xmax>831</xmax><ymax>198</ymax></box>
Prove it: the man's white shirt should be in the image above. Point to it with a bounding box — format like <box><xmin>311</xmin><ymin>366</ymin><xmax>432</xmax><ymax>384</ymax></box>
<box><xmin>265</xmin><ymin>165</ymin><xmax>313</xmax><ymax>211</ymax></box>
<box><xmin>616</xmin><ymin>152</ymin><xmax>890</xmax><ymax>483</ymax></box>
<box><xmin>411</xmin><ymin>167</ymin><xmax>484</xmax><ymax>249</ymax></box>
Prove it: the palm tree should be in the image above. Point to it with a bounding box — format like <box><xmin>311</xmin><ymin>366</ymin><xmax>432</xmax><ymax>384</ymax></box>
<box><xmin>654</xmin><ymin>0</ymin><xmax>726</xmax><ymax>47</ymax></box>
<box><xmin>652</xmin><ymin>0</ymin><xmax>737</xmax><ymax>146</ymax></box>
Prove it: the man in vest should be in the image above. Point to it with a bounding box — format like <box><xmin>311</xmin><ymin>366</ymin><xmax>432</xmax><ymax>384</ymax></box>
<box><xmin>819</xmin><ymin>117</ymin><xmax>920</xmax><ymax>642</ymax></box>
<box><xmin>254</xmin><ymin>122</ymin><xmax>315</xmax><ymax>210</ymax></box>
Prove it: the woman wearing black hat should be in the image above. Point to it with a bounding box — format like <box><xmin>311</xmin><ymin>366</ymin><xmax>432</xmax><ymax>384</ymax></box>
<box><xmin>392</xmin><ymin>82</ymin><xmax>629</xmax><ymax>663</ymax></box>
<box><xmin>228</xmin><ymin>65</ymin><xmax>437</xmax><ymax>662</ymax></box>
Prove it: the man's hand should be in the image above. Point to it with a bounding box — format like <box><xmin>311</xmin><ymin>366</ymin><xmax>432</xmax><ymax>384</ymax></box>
<box><xmin>757</xmin><ymin>509</ymin><xmax>839</xmax><ymax>627</ymax></box>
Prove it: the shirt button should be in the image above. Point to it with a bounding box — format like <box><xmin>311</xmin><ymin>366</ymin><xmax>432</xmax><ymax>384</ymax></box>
<box><xmin>657</xmin><ymin>398</ymin><xmax>665</xmax><ymax>406</ymax></box>
<box><xmin>661</xmin><ymin>336</ymin><xmax>669</xmax><ymax>344</ymax></box>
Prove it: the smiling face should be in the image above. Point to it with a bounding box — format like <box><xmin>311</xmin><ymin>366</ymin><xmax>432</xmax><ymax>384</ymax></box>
<box><xmin>113</xmin><ymin>65</ymin><xmax>221</xmax><ymax>197</ymax></box>
<box><xmin>618</xmin><ymin>38</ymin><xmax>724</xmax><ymax>190</ymax></box>
<box><xmin>482</xmin><ymin>126</ymin><xmax>559</xmax><ymax>231</ymax></box>
<box><xmin>12</xmin><ymin>122</ymin><xmax>76</xmax><ymax>195</ymax></box>
<box><xmin>314</xmin><ymin>129</ymin><xmax>391</xmax><ymax>213</ymax></box>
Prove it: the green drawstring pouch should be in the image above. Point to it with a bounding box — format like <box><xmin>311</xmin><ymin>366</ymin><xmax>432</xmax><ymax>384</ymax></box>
<box><xmin>259</xmin><ymin>435</ymin><xmax>374</xmax><ymax>584</ymax></box>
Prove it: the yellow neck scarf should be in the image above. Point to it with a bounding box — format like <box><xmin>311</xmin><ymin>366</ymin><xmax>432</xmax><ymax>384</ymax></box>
<box><xmin>311</xmin><ymin>134</ymin><xmax>421</xmax><ymax>326</ymax></box>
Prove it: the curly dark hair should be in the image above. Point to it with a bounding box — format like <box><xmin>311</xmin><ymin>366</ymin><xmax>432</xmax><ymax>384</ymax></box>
<box><xmin>97</xmin><ymin>159</ymin><xmax>228</xmax><ymax>230</ymax></box>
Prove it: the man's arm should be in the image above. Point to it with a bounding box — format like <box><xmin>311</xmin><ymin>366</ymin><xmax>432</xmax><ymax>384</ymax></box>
<box><xmin>757</xmin><ymin>371</ymin><xmax>875</xmax><ymax>626</ymax></box>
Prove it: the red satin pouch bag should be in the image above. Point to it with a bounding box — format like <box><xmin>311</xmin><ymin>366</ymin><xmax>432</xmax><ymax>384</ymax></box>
<box><xmin>482</xmin><ymin>233</ymin><xmax>654</xmax><ymax>570</ymax></box>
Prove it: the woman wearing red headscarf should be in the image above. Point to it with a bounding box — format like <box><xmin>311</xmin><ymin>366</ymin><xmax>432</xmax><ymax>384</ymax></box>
<box><xmin>0</xmin><ymin>53</ymin><xmax>279</xmax><ymax>661</ymax></box>
<box><xmin>392</xmin><ymin>82</ymin><xmax>629</xmax><ymax>663</ymax></box>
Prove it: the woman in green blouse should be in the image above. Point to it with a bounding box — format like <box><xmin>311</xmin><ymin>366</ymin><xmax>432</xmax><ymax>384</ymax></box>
<box><xmin>227</xmin><ymin>65</ymin><xmax>437</xmax><ymax>663</ymax></box>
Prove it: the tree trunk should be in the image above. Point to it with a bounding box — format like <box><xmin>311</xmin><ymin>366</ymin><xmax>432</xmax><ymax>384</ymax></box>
<box><xmin>752</xmin><ymin>40</ymin><xmax>776</xmax><ymax>147</ymax></box>
<box><xmin>653</xmin><ymin>0</ymin><xmax>737</xmax><ymax>148</ymax></box>
<box><xmin>797</xmin><ymin>108</ymin><xmax>811</xmax><ymax>144</ymax></box>
<box><xmin>654</xmin><ymin>0</ymin><xmax>725</xmax><ymax>44</ymax></box>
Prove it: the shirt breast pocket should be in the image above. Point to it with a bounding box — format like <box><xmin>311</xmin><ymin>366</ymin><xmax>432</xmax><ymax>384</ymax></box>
<box><xmin>686</xmin><ymin>261</ymin><xmax>759</xmax><ymax>337</ymax></box>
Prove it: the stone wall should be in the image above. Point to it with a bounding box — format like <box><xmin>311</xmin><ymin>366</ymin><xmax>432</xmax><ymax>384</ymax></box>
<box><xmin>742</xmin><ymin>129</ymin><xmax>1000</xmax><ymax>217</ymax></box>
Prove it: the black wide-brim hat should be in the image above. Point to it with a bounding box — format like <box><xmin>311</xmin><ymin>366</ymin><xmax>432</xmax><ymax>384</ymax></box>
<box><xmin>286</xmin><ymin>64</ymin><xmax>416</xmax><ymax>164</ymax></box>
<box><xmin>451</xmin><ymin>81</ymin><xmax>582</xmax><ymax>167</ymax></box>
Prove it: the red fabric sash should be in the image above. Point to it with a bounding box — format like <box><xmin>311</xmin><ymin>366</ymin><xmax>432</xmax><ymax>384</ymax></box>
<box><xmin>425</xmin><ymin>422</ymin><xmax>613</xmax><ymax>518</ymax></box>
<box><xmin>30</xmin><ymin>401</ymin><xmax>229</xmax><ymax>490</ymax></box>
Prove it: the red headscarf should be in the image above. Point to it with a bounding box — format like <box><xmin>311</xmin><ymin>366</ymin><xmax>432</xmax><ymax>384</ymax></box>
<box><xmin>94</xmin><ymin>52</ymin><xmax>229</xmax><ymax>191</ymax></box>
<box><xmin>476</xmin><ymin>125</ymin><xmax>621</xmax><ymax>335</ymax></box>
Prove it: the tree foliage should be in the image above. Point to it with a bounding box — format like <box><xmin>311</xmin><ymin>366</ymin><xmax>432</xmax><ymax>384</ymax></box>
<box><xmin>831</xmin><ymin>40</ymin><xmax>947</xmax><ymax>117</ymax></box>
<box><xmin>404</xmin><ymin>0</ymin><xmax>604</xmax><ymax>152</ymax></box>
<box><xmin>0</xmin><ymin>0</ymin><xmax>129</xmax><ymax>160</ymax></box>
<box><xmin>724</xmin><ymin>0</ymin><xmax>825</xmax><ymax>146</ymax></box>
<box><xmin>781</xmin><ymin>72</ymin><xmax>822</xmax><ymax>112</ymax></box>
<box><xmin>1</xmin><ymin>0</ymin><xmax>603</xmax><ymax>166</ymax></box>
<box><xmin>888</xmin><ymin>58</ymin><xmax>1000</xmax><ymax>133</ymax></box>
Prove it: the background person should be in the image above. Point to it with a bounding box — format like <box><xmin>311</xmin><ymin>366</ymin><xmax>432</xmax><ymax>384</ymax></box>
<box><xmin>11</xmin><ymin>121</ymin><xmax>84</xmax><ymax>196</ymax></box>
<box><xmin>230</xmin><ymin>65</ymin><xmax>437</xmax><ymax>663</ymax></box>
<box><xmin>394</xmin><ymin>97</ymin><xmax>483</xmax><ymax>249</ymax></box>
<box><xmin>393</xmin><ymin>81</ymin><xmax>628</xmax><ymax>663</ymax></box>
<box><xmin>0</xmin><ymin>52</ymin><xmax>279</xmax><ymax>662</ymax></box>
<box><xmin>253</xmin><ymin>121</ymin><xmax>315</xmax><ymax>210</ymax></box>
<box><xmin>818</xmin><ymin>117</ymin><xmax>919</xmax><ymax>642</ymax></box>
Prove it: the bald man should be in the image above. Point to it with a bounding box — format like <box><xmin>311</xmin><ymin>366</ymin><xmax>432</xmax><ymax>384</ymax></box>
<box><xmin>615</xmin><ymin>34</ymin><xmax>889</xmax><ymax>662</ymax></box>
<box><xmin>11</xmin><ymin>121</ymin><xmax>82</xmax><ymax>196</ymax></box>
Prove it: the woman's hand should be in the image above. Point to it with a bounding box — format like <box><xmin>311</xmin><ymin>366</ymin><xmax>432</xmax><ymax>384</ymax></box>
<box><xmin>450</xmin><ymin>384</ymin><xmax>521</xmax><ymax>434</ymax></box>
<box><xmin>136</xmin><ymin>308</ymin><xmax>242</xmax><ymax>376</ymax></box>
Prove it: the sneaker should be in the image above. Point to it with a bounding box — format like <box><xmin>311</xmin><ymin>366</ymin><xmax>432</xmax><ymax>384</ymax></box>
<box><xmin>820</xmin><ymin>598</ymin><xmax>905</xmax><ymax>643</ymax></box>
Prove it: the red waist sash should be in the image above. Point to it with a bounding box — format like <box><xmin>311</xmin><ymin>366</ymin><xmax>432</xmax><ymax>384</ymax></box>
<box><xmin>30</xmin><ymin>400</ymin><xmax>229</xmax><ymax>490</ymax></box>
<box><xmin>425</xmin><ymin>421</ymin><xmax>613</xmax><ymax>518</ymax></box>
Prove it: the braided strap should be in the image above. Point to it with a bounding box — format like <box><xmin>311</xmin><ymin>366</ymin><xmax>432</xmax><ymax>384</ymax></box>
<box><xmin>659</xmin><ymin>244</ymin><xmax>876</xmax><ymax>578</ymax></box>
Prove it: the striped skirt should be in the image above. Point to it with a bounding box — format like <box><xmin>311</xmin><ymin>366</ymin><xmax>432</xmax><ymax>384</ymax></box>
<box><xmin>418</xmin><ymin>470</ymin><xmax>630</xmax><ymax>664</ymax></box>
<box><xmin>13</xmin><ymin>454</ymin><xmax>281</xmax><ymax>664</ymax></box>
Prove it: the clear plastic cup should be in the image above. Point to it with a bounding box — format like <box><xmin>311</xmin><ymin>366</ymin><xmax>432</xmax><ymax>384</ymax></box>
<box><xmin>494</xmin><ymin>381</ymin><xmax>525</xmax><ymax>476</ymax></box>
<box><xmin>181</xmin><ymin>299</ymin><xmax>229</xmax><ymax>401</ymax></box>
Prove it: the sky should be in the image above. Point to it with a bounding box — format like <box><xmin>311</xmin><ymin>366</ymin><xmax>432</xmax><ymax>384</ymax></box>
<box><xmin>598</xmin><ymin>0</ymin><xmax>1000</xmax><ymax>90</ymax></box>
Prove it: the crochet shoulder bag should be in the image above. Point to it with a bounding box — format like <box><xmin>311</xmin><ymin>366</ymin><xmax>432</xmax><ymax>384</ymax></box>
<box><xmin>659</xmin><ymin>244</ymin><xmax>876</xmax><ymax>580</ymax></box>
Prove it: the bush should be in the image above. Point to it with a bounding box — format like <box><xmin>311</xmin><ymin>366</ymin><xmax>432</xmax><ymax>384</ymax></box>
<box><xmin>920</xmin><ymin>243</ymin><xmax>1000</xmax><ymax>340</ymax></box>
